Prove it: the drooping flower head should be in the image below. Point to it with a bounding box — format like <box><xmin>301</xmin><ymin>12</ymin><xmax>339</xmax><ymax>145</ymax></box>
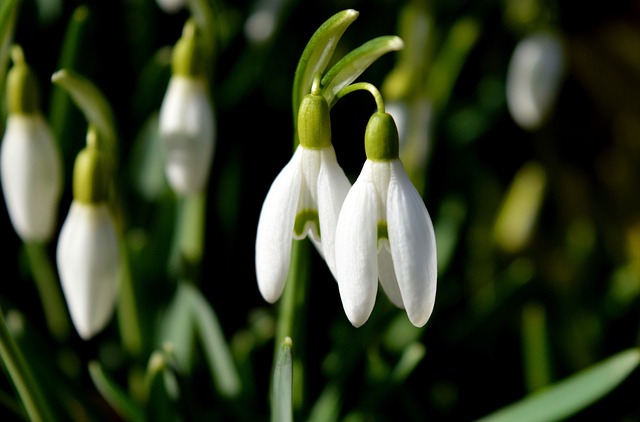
<box><xmin>57</xmin><ymin>128</ymin><xmax>120</xmax><ymax>339</ymax></box>
<box><xmin>0</xmin><ymin>45</ymin><xmax>62</xmax><ymax>242</ymax></box>
<box><xmin>335</xmin><ymin>111</ymin><xmax>437</xmax><ymax>327</ymax></box>
<box><xmin>159</xmin><ymin>19</ymin><xmax>215</xmax><ymax>196</ymax></box>
<box><xmin>255</xmin><ymin>92</ymin><xmax>351</xmax><ymax>303</ymax></box>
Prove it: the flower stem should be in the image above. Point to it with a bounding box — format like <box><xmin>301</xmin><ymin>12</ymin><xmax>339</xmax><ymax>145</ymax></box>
<box><xmin>0</xmin><ymin>307</ymin><xmax>55</xmax><ymax>422</ymax></box>
<box><xmin>336</xmin><ymin>82</ymin><xmax>385</xmax><ymax>113</ymax></box>
<box><xmin>23</xmin><ymin>242</ymin><xmax>70</xmax><ymax>342</ymax></box>
<box><xmin>273</xmin><ymin>239</ymin><xmax>309</xmax><ymax>413</ymax></box>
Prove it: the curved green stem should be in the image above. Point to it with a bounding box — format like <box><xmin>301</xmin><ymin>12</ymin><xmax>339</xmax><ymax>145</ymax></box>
<box><xmin>335</xmin><ymin>82</ymin><xmax>385</xmax><ymax>113</ymax></box>
<box><xmin>0</xmin><ymin>308</ymin><xmax>55</xmax><ymax>422</ymax></box>
<box><xmin>23</xmin><ymin>242</ymin><xmax>70</xmax><ymax>342</ymax></box>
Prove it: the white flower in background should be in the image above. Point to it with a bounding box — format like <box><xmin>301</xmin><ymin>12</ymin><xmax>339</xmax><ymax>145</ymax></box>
<box><xmin>0</xmin><ymin>46</ymin><xmax>62</xmax><ymax>242</ymax></box>
<box><xmin>506</xmin><ymin>30</ymin><xmax>565</xmax><ymax>131</ymax></box>
<box><xmin>156</xmin><ymin>0</ymin><xmax>186</xmax><ymax>14</ymax></box>
<box><xmin>57</xmin><ymin>135</ymin><xmax>119</xmax><ymax>340</ymax></box>
<box><xmin>335</xmin><ymin>112</ymin><xmax>437</xmax><ymax>327</ymax></box>
<box><xmin>255</xmin><ymin>93</ymin><xmax>351</xmax><ymax>303</ymax></box>
<box><xmin>159</xmin><ymin>20</ymin><xmax>215</xmax><ymax>196</ymax></box>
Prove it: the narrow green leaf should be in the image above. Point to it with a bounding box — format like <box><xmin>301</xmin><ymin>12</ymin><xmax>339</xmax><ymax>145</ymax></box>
<box><xmin>321</xmin><ymin>35</ymin><xmax>404</xmax><ymax>107</ymax></box>
<box><xmin>128</xmin><ymin>112</ymin><xmax>168</xmax><ymax>200</ymax></box>
<box><xmin>88</xmin><ymin>361</ymin><xmax>144</xmax><ymax>422</ymax></box>
<box><xmin>292</xmin><ymin>9</ymin><xmax>359</xmax><ymax>130</ymax></box>
<box><xmin>144</xmin><ymin>350</ymin><xmax>181</xmax><ymax>422</ymax></box>
<box><xmin>307</xmin><ymin>382</ymin><xmax>341</xmax><ymax>422</ymax></box>
<box><xmin>272</xmin><ymin>337</ymin><xmax>293</xmax><ymax>422</ymax></box>
<box><xmin>0</xmin><ymin>308</ymin><xmax>54</xmax><ymax>422</ymax></box>
<box><xmin>186</xmin><ymin>283</ymin><xmax>242</xmax><ymax>398</ymax></box>
<box><xmin>390</xmin><ymin>342</ymin><xmax>426</xmax><ymax>383</ymax></box>
<box><xmin>477</xmin><ymin>348</ymin><xmax>640</xmax><ymax>422</ymax></box>
<box><xmin>157</xmin><ymin>283</ymin><xmax>196</xmax><ymax>373</ymax></box>
<box><xmin>50</xmin><ymin>69</ymin><xmax>117</xmax><ymax>152</ymax></box>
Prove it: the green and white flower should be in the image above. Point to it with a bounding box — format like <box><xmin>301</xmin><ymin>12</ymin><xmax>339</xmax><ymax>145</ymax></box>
<box><xmin>255</xmin><ymin>93</ymin><xmax>351</xmax><ymax>303</ymax></box>
<box><xmin>0</xmin><ymin>47</ymin><xmax>62</xmax><ymax>242</ymax></box>
<box><xmin>57</xmin><ymin>133</ymin><xmax>119</xmax><ymax>340</ymax></box>
<box><xmin>335</xmin><ymin>112</ymin><xmax>437</xmax><ymax>327</ymax></box>
<box><xmin>159</xmin><ymin>20</ymin><xmax>215</xmax><ymax>196</ymax></box>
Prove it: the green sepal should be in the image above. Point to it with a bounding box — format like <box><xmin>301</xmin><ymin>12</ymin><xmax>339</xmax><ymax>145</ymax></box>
<box><xmin>297</xmin><ymin>94</ymin><xmax>331</xmax><ymax>149</ymax></box>
<box><xmin>365</xmin><ymin>112</ymin><xmax>399</xmax><ymax>161</ymax></box>
<box><xmin>321</xmin><ymin>35</ymin><xmax>404</xmax><ymax>107</ymax></box>
<box><xmin>6</xmin><ymin>46</ymin><xmax>40</xmax><ymax>114</ymax></box>
<box><xmin>72</xmin><ymin>131</ymin><xmax>109</xmax><ymax>204</ymax></box>
<box><xmin>292</xmin><ymin>9</ymin><xmax>359</xmax><ymax>136</ymax></box>
<box><xmin>172</xmin><ymin>19</ymin><xmax>207</xmax><ymax>78</ymax></box>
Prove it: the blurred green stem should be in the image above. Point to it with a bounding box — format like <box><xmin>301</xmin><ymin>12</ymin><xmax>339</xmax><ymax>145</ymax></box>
<box><xmin>23</xmin><ymin>242</ymin><xmax>70</xmax><ymax>342</ymax></box>
<box><xmin>170</xmin><ymin>193</ymin><xmax>206</xmax><ymax>280</ymax></box>
<box><xmin>273</xmin><ymin>239</ymin><xmax>309</xmax><ymax>413</ymax></box>
<box><xmin>0</xmin><ymin>308</ymin><xmax>54</xmax><ymax>422</ymax></box>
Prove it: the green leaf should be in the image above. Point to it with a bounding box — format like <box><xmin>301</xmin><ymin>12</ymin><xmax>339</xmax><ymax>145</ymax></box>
<box><xmin>50</xmin><ymin>69</ymin><xmax>117</xmax><ymax>153</ymax></box>
<box><xmin>186</xmin><ymin>283</ymin><xmax>242</xmax><ymax>398</ymax></box>
<box><xmin>144</xmin><ymin>350</ymin><xmax>182</xmax><ymax>422</ymax></box>
<box><xmin>477</xmin><ymin>348</ymin><xmax>640</xmax><ymax>422</ymax></box>
<box><xmin>272</xmin><ymin>337</ymin><xmax>293</xmax><ymax>422</ymax></box>
<box><xmin>157</xmin><ymin>284</ymin><xmax>196</xmax><ymax>373</ymax></box>
<box><xmin>88</xmin><ymin>361</ymin><xmax>144</xmax><ymax>422</ymax></box>
<box><xmin>0</xmin><ymin>0</ymin><xmax>20</xmax><ymax>133</ymax></box>
<box><xmin>292</xmin><ymin>9</ymin><xmax>359</xmax><ymax>132</ymax></box>
<box><xmin>321</xmin><ymin>35</ymin><xmax>404</xmax><ymax>107</ymax></box>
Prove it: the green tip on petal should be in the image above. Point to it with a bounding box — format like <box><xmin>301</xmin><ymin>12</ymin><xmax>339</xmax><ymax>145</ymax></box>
<box><xmin>297</xmin><ymin>94</ymin><xmax>331</xmax><ymax>149</ymax></box>
<box><xmin>73</xmin><ymin>129</ymin><xmax>109</xmax><ymax>204</ymax></box>
<box><xmin>172</xmin><ymin>19</ymin><xmax>207</xmax><ymax>78</ymax></box>
<box><xmin>7</xmin><ymin>45</ymin><xmax>40</xmax><ymax>114</ymax></box>
<box><xmin>365</xmin><ymin>112</ymin><xmax>399</xmax><ymax>161</ymax></box>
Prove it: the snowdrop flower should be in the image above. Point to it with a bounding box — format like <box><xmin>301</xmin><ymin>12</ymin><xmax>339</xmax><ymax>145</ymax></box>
<box><xmin>335</xmin><ymin>111</ymin><xmax>437</xmax><ymax>327</ymax></box>
<box><xmin>159</xmin><ymin>20</ymin><xmax>215</xmax><ymax>196</ymax></box>
<box><xmin>506</xmin><ymin>30</ymin><xmax>565</xmax><ymax>131</ymax></box>
<box><xmin>255</xmin><ymin>93</ymin><xmax>351</xmax><ymax>303</ymax></box>
<box><xmin>0</xmin><ymin>46</ymin><xmax>62</xmax><ymax>242</ymax></box>
<box><xmin>156</xmin><ymin>0</ymin><xmax>186</xmax><ymax>14</ymax></box>
<box><xmin>57</xmin><ymin>132</ymin><xmax>119</xmax><ymax>339</ymax></box>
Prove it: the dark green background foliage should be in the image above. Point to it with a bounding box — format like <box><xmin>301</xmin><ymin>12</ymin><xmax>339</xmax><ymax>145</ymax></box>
<box><xmin>1</xmin><ymin>0</ymin><xmax>639</xmax><ymax>420</ymax></box>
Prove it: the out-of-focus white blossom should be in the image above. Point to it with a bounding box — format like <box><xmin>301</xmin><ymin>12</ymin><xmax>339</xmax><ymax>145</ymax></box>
<box><xmin>156</xmin><ymin>0</ymin><xmax>186</xmax><ymax>14</ymax></box>
<box><xmin>506</xmin><ymin>31</ymin><xmax>565</xmax><ymax>131</ymax></box>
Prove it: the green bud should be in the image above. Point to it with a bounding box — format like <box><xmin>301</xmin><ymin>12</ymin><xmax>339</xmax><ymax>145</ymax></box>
<box><xmin>297</xmin><ymin>94</ymin><xmax>331</xmax><ymax>149</ymax></box>
<box><xmin>172</xmin><ymin>19</ymin><xmax>207</xmax><ymax>78</ymax></box>
<box><xmin>365</xmin><ymin>112</ymin><xmax>399</xmax><ymax>161</ymax></box>
<box><xmin>73</xmin><ymin>130</ymin><xmax>109</xmax><ymax>204</ymax></box>
<box><xmin>7</xmin><ymin>46</ymin><xmax>40</xmax><ymax>114</ymax></box>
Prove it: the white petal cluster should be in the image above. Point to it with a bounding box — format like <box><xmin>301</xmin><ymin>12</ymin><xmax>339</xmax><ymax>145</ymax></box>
<box><xmin>255</xmin><ymin>144</ymin><xmax>351</xmax><ymax>303</ymax></box>
<box><xmin>335</xmin><ymin>159</ymin><xmax>437</xmax><ymax>328</ymax></box>
<box><xmin>159</xmin><ymin>75</ymin><xmax>215</xmax><ymax>196</ymax></box>
<box><xmin>0</xmin><ymin>114</ymin><xmax>62</xmax><ymax>242</ymax></box>
<box><xmin>156</xmin><ymin>0</ymin><xmax>186</xmax><ymax>14</ymax></box>
<box><xmin>506</xmin><ymin>31</ymin><xmax>565</xmax><ymax>131</ymax></box>
<box><xmin>57</xmin><ymin>201</ymin><xmax>120</xmax><ymax>339</ymax></box>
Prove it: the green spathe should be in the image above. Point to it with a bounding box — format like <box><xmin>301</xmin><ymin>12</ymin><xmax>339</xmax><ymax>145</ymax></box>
<box><xmin>297</xmin><ymin>94</ymin><xmax>331</xmax><ymax>150</ymax></box>
<box><xmin>73</xmin><ymin>140</ymin><xmax>109</xmax><ymax>204</ymax></box>
<box><xmin>365</xmin><ymin>112</ymin><xmax>399</xmax><ymax>161</ymax></box>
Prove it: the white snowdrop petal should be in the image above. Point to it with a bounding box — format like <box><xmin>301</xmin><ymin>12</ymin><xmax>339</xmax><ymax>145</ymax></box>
<box><xmin>159</xmin><ymin>76</ymin><xmax>215</xmax><ymax>195</ymax></box>
<box><xmin>156</xmin><ymin>0</ymin><xmax>186</xmax><ymax>14</ymax></box>
<box><xmin>0</xmin><ymin>114</ymin><xmax>62</xmax><ymax>242</ymax></box>
<box><xmin>377</xmin><ymin>247</ymin><xmax>404</xmax><ymax>309</ymax></box>
<box><xmin>387</xmin><ymin>160</ymin><xmax>437</xmax><ymax>327</ymax></box>
<box><xmin>336</xmin><ymin>163</ymin><xmax>378</xmax><ymax>327</ymax></box>
<box><xmin>57</xmin><ymin>202</ymin><xmax>119</xmax><ymax>339</ymax></box>
<box><xmin>255</xmin><ymin>147</ymin><xmax>302</xmax><ymax>303</ymax></box>
<box><xmin>317</xmin><ymin>145</ymin><xmax>351</xmax><ymax>280</ymax></box>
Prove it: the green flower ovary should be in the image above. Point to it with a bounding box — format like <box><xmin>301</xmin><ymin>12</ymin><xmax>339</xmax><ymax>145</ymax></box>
<box><xmin>365</xmin><ymin>112</ymin><xmax>399</xmax><ymax>161</ymax></box>
<box><xmin>298</xmin><ymin>94</ymin><xmax>331</xmax><ymax>149</ymax></box>
<box><xmin>294</xmin><ymin>209</ymin><xmax>321</xmax><ymax>239</ymax></box>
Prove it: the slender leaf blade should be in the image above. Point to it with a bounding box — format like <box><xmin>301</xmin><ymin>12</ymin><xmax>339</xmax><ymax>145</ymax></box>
<box><xmin>88</xmin><ymin>361</ymin><xmax>144</xmax><ymax>422</ymax></box>
<box><xmin>477</xmin><ymin>348</ymin><xmax>640</xmax><ymax>422</ymax></box>
<box><xmin>321</xmin><ymin>35</ymin><xmax>404</xmax><ymax>107</ymax></box>
<box><xmin>272</xmin><ymin>337</ymin><xmax>293</xmax><ymax>422</ymax></box>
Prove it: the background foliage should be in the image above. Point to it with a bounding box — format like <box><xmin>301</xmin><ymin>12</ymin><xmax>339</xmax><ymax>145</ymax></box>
<box><xmin>0</xmin><ymin>0</ymin><xmax>639</xmax><ymax>420</ymax></box>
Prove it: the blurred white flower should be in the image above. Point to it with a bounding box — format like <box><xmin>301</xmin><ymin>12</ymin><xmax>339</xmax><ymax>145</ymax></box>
<box><xmin>159</xmin><ymin>75</ymin><xmax>215</xmax><ymax>195</ymax></box>
<box><xmin>335</xmin><ymin>112</ymin><xmax>437</xmax><ymax>327</ymax></box>
<box><xmin>255</xmin><ymin>94</ymin><xmax>351</xmax><ymax>303</ymax></box>
<box><xmin>506</xmin><ymin>31</ymin><xmax>565</xmax><ymax>131</ymax></box>
<box><xmin>57</xmin><ymin>201</ymin><xmax>119</xmax><ymax>339</ymax></box>
<box><xmin>1</xmin><ymin>114</ymin><xmax>62</xmax><ymax>242</ymax></box>
<box><xmin>156</xmin><ymin>0</ymin><xmax>186</xmax><ymax>14</ymax></box>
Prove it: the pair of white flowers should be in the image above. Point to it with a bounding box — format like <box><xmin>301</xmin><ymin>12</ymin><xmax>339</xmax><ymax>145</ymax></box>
<box><xmin>0</xmin><ymin>48</ymin><xmax>120</xmax><ymax>340</ymax></box>
<box><xmin>255</xmin><ymin>93</ymin><xmax>437</xmax><ymax>327</ymax></box>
